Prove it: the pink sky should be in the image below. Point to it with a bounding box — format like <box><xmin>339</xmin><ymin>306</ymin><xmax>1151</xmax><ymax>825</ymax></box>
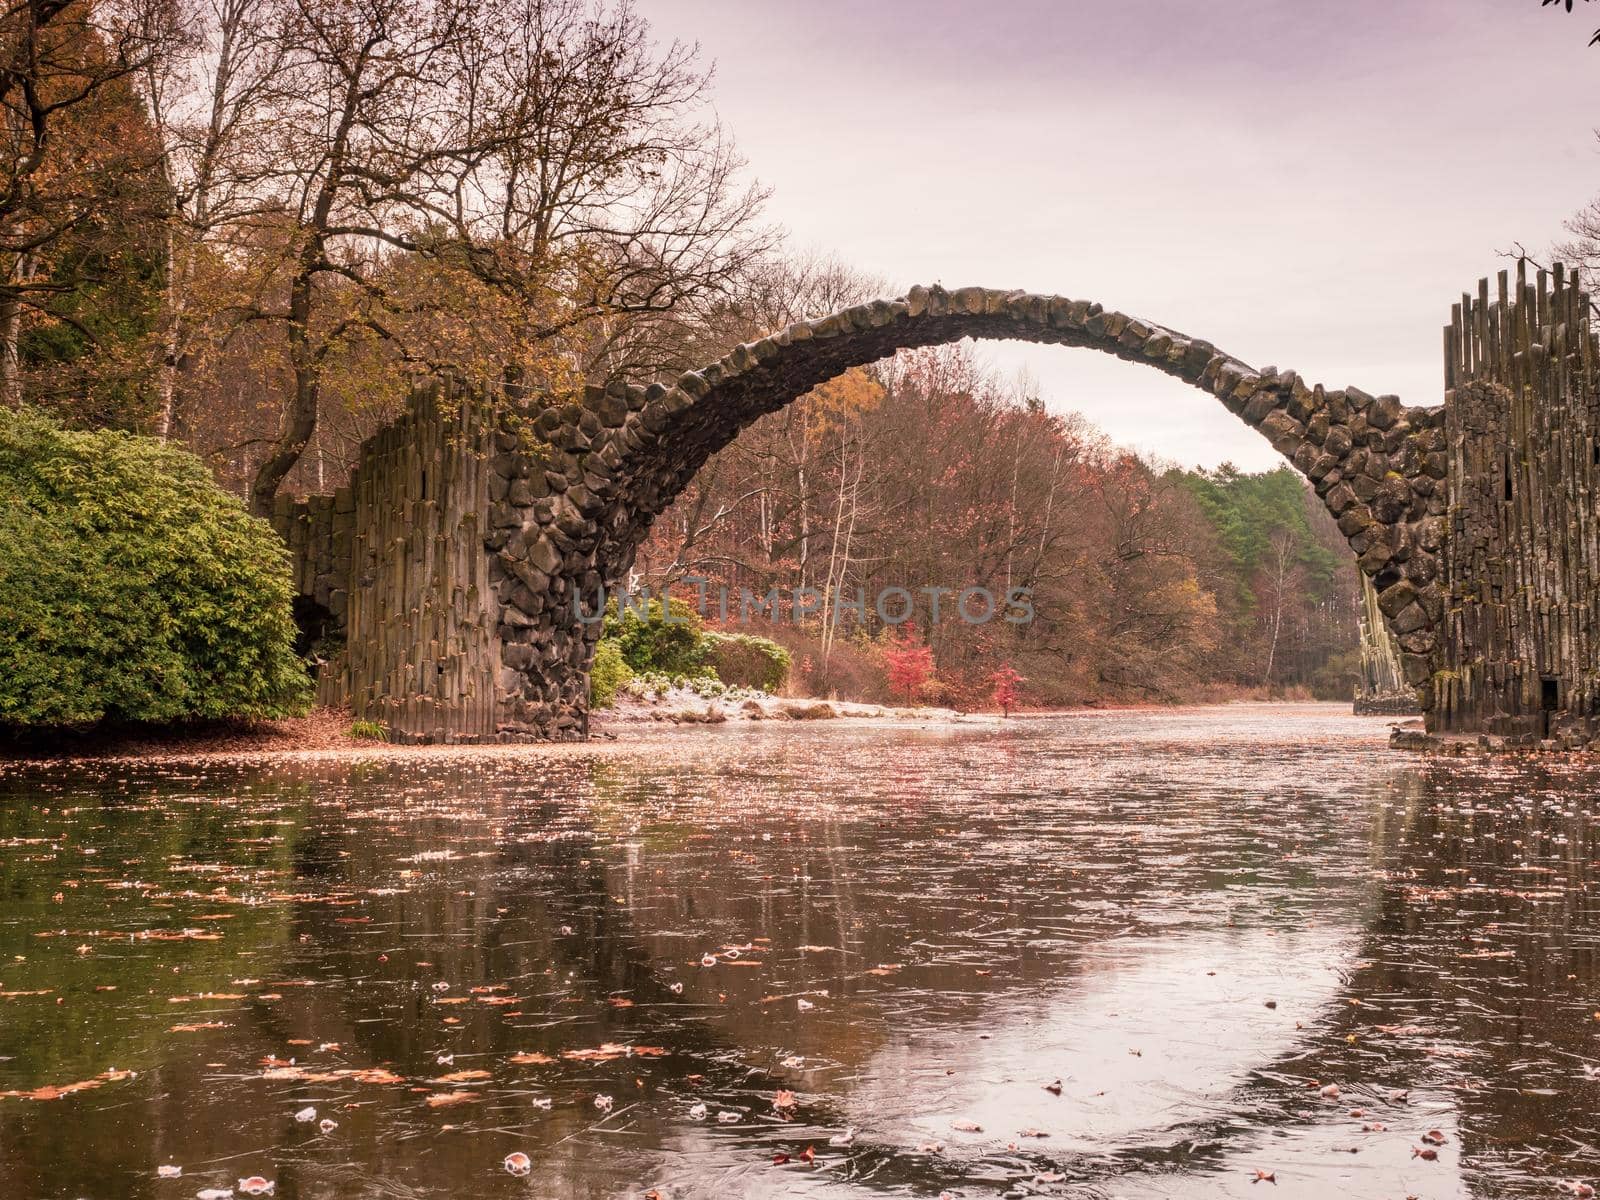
<box><xmin>635</xmin><ymin>0</ymin><xmax>1600</xmax><ymax>468</ymax></box>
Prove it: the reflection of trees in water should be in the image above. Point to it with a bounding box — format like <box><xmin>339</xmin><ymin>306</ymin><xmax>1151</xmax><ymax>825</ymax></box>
<box><xmin>1365</xmin><ymin>764</ymin><xmax>1600</xmax><ymax>1185</ymax></box>
<box><xmin>263</xmin><ymin>759</ymin><xmax>1007</xmax><ymax>1197</ymax></box>
<box><xmin>10</xmin><ymin>749</ymin><xmax>1600</xmax><ymax>1199</ymax></box>
<box><xmin>0</xmin><ymin>769</ymin><xmax>311</xmax><ymax>1198</ymax></box>
<box><xmin>0</xmin><ymin>751</ymin><xmax>1415</xmax><ymax>1199</ymax></box>
<box><xmin>555</xmin><ymin>764</ymin><xmax>1386</xmax><ymax>1195</ymax></box>
<box><xmin>0</xmin><ymin>760</ymin><xmax>704</xmax><ymax>1197</ymax></box>
<box><xmin>575</xmin><ymin>757</ymin><xmax>1600</xmax><ymax>1198</ymax></box>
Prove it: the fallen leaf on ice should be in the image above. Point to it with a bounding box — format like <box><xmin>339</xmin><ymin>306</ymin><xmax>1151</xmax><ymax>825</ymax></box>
<box><xmin>432</xmin><ymin>1069</ymin><xmax>491</xmax><ymax>1083</ymax></box>
<box><xmin>0</xmin><ymin>1068</ymin><xmax>133</xmax><ymax>1101</ymax></box>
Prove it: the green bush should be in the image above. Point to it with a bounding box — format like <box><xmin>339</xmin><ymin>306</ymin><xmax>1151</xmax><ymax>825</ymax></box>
<box><xmin>589</xmin><ymin>638</ymin><xmax>632</xmax><ymax>708</ymax></box>
<box><xmin>602</xmin><ymin>594</ymin><xmax>711</xmax><ymax>677</ymax></box>
<box><xmin>704</xmin><ymin>631</ymin><xmax>790</xmax><ymax>692</ymax></box>
<box><xmin>0</xmin><ymin>408</ymin><xmax>311</xmax><ymax>727</ymax></box>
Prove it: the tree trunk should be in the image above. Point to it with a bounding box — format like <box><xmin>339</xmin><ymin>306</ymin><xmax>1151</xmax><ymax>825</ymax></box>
<box><xmin>153</xmin><ymin>225</ymin><xmax>189</xmax><ymax>440</ymax></box>
<box><xmin>250</xmin><ymin>366</ymin><xmax>317</xmax><ymax>516</ymax></box>
<box><xmin>0</xmin><ymin>288</ymin><xmax>20</xmax><ymax>409</ymax></box>
<box><xmin>247</xmin><ymin>43</ymin><xmax>362</xmax><ymax>517</ymax></box>
<box><xmin>0</xmin><ymin>253</ymin><xmax>34</xmax><ymax>408</ymax></box>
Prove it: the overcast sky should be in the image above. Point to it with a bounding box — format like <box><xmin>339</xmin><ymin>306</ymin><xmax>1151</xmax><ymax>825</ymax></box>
<box><xmin>633</xmin><ymin>0</ymin><xmax>1600</xmax><ymax>469</ymax></box>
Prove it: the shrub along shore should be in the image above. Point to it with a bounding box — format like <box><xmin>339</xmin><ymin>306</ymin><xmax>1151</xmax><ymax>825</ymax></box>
<box><xmin>0</xmin><ymin>408</ymin><xmax>310</xmax><ymax>735</ymax></box>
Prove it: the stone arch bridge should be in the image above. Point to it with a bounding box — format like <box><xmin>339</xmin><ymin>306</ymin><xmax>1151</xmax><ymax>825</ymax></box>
<box><xmin>274</xmin><ymin>264</ymin><xmax>1600</xmax><ymax>746</ymax></box>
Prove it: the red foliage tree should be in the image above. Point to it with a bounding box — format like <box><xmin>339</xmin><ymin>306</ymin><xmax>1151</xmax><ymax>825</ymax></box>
<box><xmin>991</xmin><ymin>664</ymin><xmax>1024</xmax><ymax>715</ymax></box>
<box><xmin>882</xmin><ymin>632</ymin><xmax>934</xmax><ymax>704</ymax></box>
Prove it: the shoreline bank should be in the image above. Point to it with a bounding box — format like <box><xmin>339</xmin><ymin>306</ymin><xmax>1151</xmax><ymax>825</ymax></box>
<box><xmin>0</xmin><ymin>698</ymin><xmax>1385</xmax><ymax>769</ymax></box>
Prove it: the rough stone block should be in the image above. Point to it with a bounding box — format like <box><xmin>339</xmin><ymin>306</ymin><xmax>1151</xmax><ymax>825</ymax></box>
<box><xmin>1402</xmin><ymin>653</ymin><xmax>1432</xmax><ymax>686</ymax></box>
<box><xmin>1359</xmin><ymin>542</ymin><xmax>1393</xmax><ymax>573</ymax></box>
<box><xmin>1337</xmin><ymin>506</ymin><xmax>1373</xmax><ymax>537</ymax></box>
<box><xmin>1242</xmin><ymin>388</ymin><xmax>1282</xmax><ymax>425</ymax></box>
<box><xmin>1367</xmin><ymin>395</ymin><xmax>1402</xmax><ymax>429</ymax></box>
<box><xmin>1377</xmin><ymin>579</ymin><xmax>1418</xmax><ymax>618</ymax></box>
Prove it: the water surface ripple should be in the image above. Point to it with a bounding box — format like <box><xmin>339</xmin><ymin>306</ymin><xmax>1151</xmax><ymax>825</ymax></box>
<box><xmin>0</xmin><ymin>703</ymin><xmax>1596</xmax><ymax>1199</ymax></box>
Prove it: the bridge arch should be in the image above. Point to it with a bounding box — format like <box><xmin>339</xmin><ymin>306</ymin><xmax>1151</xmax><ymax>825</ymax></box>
<box><xmin>491</xmin><ymin>284</ymin><xmax>1446</xmax><ymax>737</ymax></box>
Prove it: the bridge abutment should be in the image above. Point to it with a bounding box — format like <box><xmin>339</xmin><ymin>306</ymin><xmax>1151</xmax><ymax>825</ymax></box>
<box><xmin>1429</xmin><ymin>264</ymin><xmax>1600</xmax><ymax>746</ymax></box>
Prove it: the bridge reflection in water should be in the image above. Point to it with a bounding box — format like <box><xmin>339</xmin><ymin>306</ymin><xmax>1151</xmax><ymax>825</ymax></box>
<box><xmin>0</xmin><ymin>705</ymin><xmax>1597</xmax><ymax>1198</ymax></box>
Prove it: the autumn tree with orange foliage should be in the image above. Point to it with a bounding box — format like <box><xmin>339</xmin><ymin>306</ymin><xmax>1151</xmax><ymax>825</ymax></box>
<box><xmin>35</xmin><ymin>0</ymin><xmax>769</xmax><ymax>511</ymax></box>
<box><xmin>0</xmin><ymin>0</ymin><xmax>178</xmax><ymax>422</ymax></box>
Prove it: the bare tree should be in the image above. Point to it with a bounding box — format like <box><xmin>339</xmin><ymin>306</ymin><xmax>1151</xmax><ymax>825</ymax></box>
<box><xmin>234</xmin><ymin>0</ymin><xmax>467</xmax><ymax>514</ymax></box>
<box><xmin>1255</xmin><ymin>524</ymin><xmax>1306</xmax><ymax>688</ymax></box>
<box><xmin>417</xmin><ymin>0</ymin><xmax>775</xmax><ymax>382</ymax></box>
<box><xmin>139</xmin><ymin>0</ymin><xmax>284</xmax><ymax>439</ymax></box>
<box><xmin>213</xmin><ymin>0</ymin><xmax>773</xmax><ymax>516</ymax></box>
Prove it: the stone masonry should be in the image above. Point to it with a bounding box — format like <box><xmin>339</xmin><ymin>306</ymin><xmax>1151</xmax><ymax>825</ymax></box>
<box><xmin>278</xmin><ymin>283</ymin><xmax>1449</xmax><ymax>742</ymax></box>
<box><xmin>1431</xmin><ymin>263</ymin><xmax>1600</xmax><ymax>745</ymax></box>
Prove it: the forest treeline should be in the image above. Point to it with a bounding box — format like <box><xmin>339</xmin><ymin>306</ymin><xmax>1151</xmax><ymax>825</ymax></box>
<box><xmin>0</xmin><ymin>0</ymin><xmax>1359</xmax><ymax>712</ymax></box>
